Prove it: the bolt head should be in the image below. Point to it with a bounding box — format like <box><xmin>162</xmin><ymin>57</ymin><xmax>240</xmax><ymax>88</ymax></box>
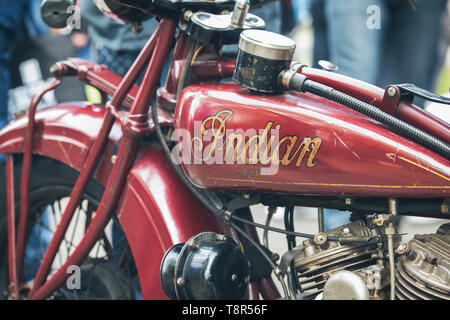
<box><xmin>188</xmin><ymin>241</ymin><xmax>197</xmax><ymax>250</ymax></box>
<box><xmin>373</xmin><ymin>214</ymin><xmax>387</xmax><ymax>226</ymax></box>
<box><xmin>318</xmin><ymin>60</ymin><xmax>338</xmax><ymax>72</ymax></box>
<box><xmin>374</xmin><ymin>219</ymin><xmax>383</xmax><ymax>227</ymax></box>
<box><xmin>314</xmin><ymin>232</ymin><xmax>327</xmax><ymax>245</ymax></box>
<box><xmin>217</xmin><ymin>235</ymin><xmax>227</xmax><ymax>241</ymax></box>
<box><xmin>397</xmin><ymin>243</ymin><xmax>409</xmax><ymax>254</ymax></box>
<box><xmin>387</xmin><ymin>87</ymin><xmax>397</xmax><ymax>97</ymax></box>
<box><xmin>183</xmin><ymin>10</ymin><xmax>193</xmax><ymax>21</ymax></box>
<box><xmin>176</xmin><ymin>277</ymin><xmax>185</xmax><ymax>287</ymax></box>
<box><xmin>273</xmin><ymin>268</ymin><xmax>281</xmax><ymax>276</ymax></box>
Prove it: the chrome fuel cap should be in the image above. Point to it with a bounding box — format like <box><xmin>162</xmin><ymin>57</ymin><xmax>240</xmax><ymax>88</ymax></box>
<box><xmin>238</xmin><ymin>29</ymin><xmax>296</xmax><ymax>61</ymax></box>
<box><xmin>233</xmin><ymin>30</ymin><xmax>296</xmax><ymax>94</ymax></box>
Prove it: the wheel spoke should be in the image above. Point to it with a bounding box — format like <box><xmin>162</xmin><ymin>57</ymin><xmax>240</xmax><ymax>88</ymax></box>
<box><xmin>49</xmin><ymin>203</ymin><xmax>64</xmax><ymax>267</ymax></box>
<box><xmin>25</xmin><ymin>241</ymin><xmax>43</xmax><ymax>265</ymax></box>
<box><xmin>35</xmin><ymin>221</ymin><xmax>77</xmax><ymax>253</ymax></box>
<box><xmin>37</xmin><ymin>215</ymin><xmax>45</xmax><ymax>257</ymax></box>
<box><xmin>67</xmin><ymin>204</ymin><xmax>82</xmax><ymax>258</ymax></box>
<box><xmin>18</xmin><ymin>194</ymin><xmax>140</xmax><ymax>300</ymax></box>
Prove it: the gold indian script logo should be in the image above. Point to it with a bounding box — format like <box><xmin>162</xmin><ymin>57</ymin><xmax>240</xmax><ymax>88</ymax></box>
<box><xmin>190</xmin><ymin>110</ymin><xmax>322</xmax><ymax>168</ymax></box>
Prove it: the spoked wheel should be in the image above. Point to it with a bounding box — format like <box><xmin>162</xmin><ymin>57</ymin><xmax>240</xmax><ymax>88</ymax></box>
<box><xmin>0</xmin><ymin>155</ymin><xmax>141</xmax><ymax>300</ymax></box>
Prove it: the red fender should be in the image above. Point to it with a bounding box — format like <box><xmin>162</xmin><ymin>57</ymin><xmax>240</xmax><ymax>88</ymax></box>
<box><xmin>0</xmin><ymin>102</ymin><xmax>224</xmax><ymax>299</ymax></box>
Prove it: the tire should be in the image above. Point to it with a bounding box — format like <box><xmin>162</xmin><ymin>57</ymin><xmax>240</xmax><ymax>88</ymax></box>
<box><xmin>0</xmin><ymin>155</ymin><xmax>141</xmax><ymax>300</ymax></box>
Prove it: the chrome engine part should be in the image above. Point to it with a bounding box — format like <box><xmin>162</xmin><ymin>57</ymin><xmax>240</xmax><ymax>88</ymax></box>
<box><xmin>322</xmin><ymin>270</ymin><xmax>370</xmax><ymax>300</ymax></box>
<box><xmin>291</xmin><ymin>220</ymin><xmax>387</xmax><ymax>299</ymax></box>
<box><xmin>320</xmin><ymin>264</ymin><xmax>391</xmax><ymax>300</ymax></box>
<box><xmin>292</xmin><ymin>220</ymin><xmax>450</xmax><ymax>300</ymax></box>
<box><xmin>395</xmin><ymin>226</ymin><xmax>450</xmax><ymax>300</ymax></box>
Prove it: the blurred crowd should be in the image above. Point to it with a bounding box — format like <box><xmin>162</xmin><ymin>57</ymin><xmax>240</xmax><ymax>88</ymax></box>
<box><xmin>310</xmin><ymin>0</ymin><xmax>449</xmax><ymax>108</ymax></box>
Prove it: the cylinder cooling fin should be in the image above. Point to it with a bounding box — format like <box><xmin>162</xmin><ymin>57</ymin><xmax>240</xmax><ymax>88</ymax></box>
<box><xmin>395</xmin><ymin>232</ymin><xmax>450</xmax><ymax>300</ymax></box>
<box><xmin>291</xmin><ymin>221</ymin><xmax>384</xmax><ymax>299</ymax></box>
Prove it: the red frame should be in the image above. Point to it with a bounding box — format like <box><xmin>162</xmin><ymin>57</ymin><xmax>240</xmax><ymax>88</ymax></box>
<box><xmin>1</xmin><ymin>18</ymin><xmax>277</xmax><ymax>300</ymax></box>
<box><xmin>0</xmin><ymin>16</ymin><xmax>448</xmax><ymax>300</ymax></box>
<box><xmin>28</xmin><ymin>19</ymin><xmax>176</xmax><ymax>300</ymax></box>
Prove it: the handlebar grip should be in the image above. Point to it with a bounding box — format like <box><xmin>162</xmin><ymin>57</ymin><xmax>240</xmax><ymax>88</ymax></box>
<box><xmin>41</xmin><ymin>0</ymin><xmax>76</xmax><ymax>29</ymax></box>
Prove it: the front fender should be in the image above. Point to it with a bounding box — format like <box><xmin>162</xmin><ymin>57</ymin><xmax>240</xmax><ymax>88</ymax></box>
<box><xmin>0</xmin><ymin>102</ymin><xmax>224</xmax><ymax>299</ymax></box>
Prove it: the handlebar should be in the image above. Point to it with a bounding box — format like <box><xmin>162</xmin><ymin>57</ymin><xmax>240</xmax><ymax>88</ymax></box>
<box><xmin>41</xmin><ymin>0</ymin><xmax>276</xmax><ymax>29</ymax></box>
<box><xmin>110</xmin><ymin>0</ymin><xmax>278</xmax><ymax>23</ymax></box>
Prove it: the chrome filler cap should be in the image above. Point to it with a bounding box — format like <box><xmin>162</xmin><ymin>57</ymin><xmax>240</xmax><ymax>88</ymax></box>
<box><xmin>238</xmin><ymin>29</ymin><xmax>296</xmax><ymax>61</ymax></box>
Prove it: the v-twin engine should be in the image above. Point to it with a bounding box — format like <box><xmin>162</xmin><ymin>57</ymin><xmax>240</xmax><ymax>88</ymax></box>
<box><xmin>395</xmin><ymin>226</ymin><xmax>450</xmax><ymax>300</ymax></box>
<box><xmin>288</xmin><ymin>220</ymin><xmax>450</xmax><ymax>300</ymax></box>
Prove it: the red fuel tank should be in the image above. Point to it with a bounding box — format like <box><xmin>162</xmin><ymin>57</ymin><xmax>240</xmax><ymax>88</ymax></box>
<box><xmin>173</xmin><ymin>83</ymin><xmax>450</xmax><ymax>198</ymax></box>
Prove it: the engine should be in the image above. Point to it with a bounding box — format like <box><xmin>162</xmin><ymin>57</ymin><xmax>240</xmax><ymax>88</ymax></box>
<box><xmin>287</xmin><ymin>220</ymin><xmax>450</xmax><ymax>300</ymax></box>
<box><xmin>395</xmin><ymin>226</ymin><xmax>450</xmax><ymax>300</ymax></box>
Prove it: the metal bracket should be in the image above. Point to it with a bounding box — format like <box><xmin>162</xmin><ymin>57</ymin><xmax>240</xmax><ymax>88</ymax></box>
<box><xmin>381</xmin><ymin>86</ymin><xmax>402</xmax><ymax>116</ymax></box>
<box><xmin>381</xmin><ymin>83</ymin><xmax>450</xmax><ymax>116</ymax></box>
<box><xmin>396</xmin><ymin>83</ymin><xmax>450</xmax><ymax>105</ymax></box>
<box><xmin>382</xmin><ymin>83</ymin><xmax>450</xmax><ymax>116</ymax></box>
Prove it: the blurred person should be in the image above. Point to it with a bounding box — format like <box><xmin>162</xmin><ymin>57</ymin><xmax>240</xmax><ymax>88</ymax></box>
<box><xmin>308</xmin><ymin>0</ymin><xmax>449</xmax><ymax>230</ymax></box>
<box><xmin>7</xmin><ymin>0</ymin><xmax>86</xmax><ymax>121</ymax></box>
<box><xmin>0</xmin><ymin>0</ymin><xmax>52</xmax><ymax>161</ymax></box>
<box><xmin>309</xmin><ymin>0</ymin><xmax>329</xmax><ymax>67</ymax></box>
<box><xmin>313</xmin><ymin>0</ymin><xmax>447</xmax><ymax>94</ymax></box>
<box><xmin>0</xmin><ymin>0</ymin><xmax>26</xmax><ymax>132</ymax></box>
<box><xmin>281</xmin><ymin>0</ymin><xmax>297</xmax><ymax>35</ymax></box>
<box><xmin>0</xmin><ymin>0</ymin><xmax>51</xmax><ymax>128</ymax></box>
<box><xmin>79</xmin><ymin>0</ymin><xmax>158</xmax><ymax>78</ymax></box>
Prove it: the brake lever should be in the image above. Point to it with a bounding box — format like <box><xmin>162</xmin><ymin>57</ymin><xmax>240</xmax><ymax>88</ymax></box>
<box><xmin>395</xmin><ymin>83</ymin><xmax>450</xmax><ymax>105</ymax></box>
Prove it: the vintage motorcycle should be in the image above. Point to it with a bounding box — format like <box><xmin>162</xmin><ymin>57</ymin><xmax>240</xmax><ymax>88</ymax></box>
<box><xmin>0</xmin><ymin>0</ymin><xmax>449</xmax><ymax>300</ymax></box>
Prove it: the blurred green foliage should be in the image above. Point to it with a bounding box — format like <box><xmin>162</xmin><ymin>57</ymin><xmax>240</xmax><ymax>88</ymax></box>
<box><xmin>436</xmin><ymin>66</ymin><xmax>450</xmax><ymax>95</ymax></box>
